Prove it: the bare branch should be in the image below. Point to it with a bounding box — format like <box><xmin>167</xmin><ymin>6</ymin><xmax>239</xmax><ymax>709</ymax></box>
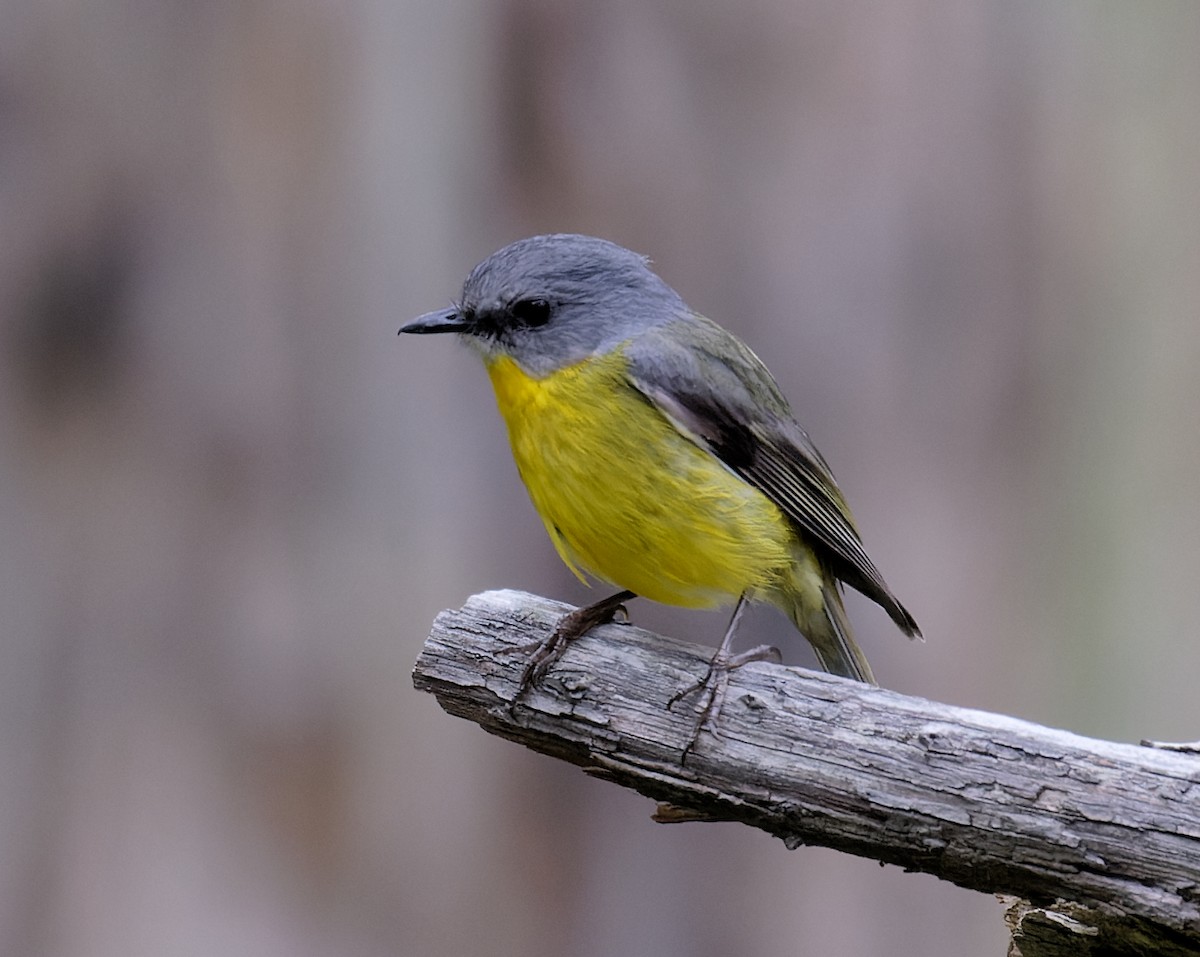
<box><xmin>412</xmin><ymin>590</ymin><xmax>1200</xmax><ymax>956</ymax></box>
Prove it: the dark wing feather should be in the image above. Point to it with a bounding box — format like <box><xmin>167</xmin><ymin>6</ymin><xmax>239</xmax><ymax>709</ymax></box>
<box><xmin>625</xmin><ymin>316</ymin><xmax>920</xmax><ymax>637</ymax></box>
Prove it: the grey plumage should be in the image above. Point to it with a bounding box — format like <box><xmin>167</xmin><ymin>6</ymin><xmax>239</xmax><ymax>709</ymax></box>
<box><xmin>402</xmin><ymin>233</ymin><xmax>920</xmax><ymax>688</ymax></box>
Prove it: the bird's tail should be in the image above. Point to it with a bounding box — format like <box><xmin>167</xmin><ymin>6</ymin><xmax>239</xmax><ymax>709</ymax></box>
<box><xmin>784</xmin><ymin>577</ymin><xmax>877</xmax><ymax>686</ymax></box>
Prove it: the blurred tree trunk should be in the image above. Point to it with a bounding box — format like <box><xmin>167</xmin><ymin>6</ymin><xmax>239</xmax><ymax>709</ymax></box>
<box><xmin>1</xmin><ymin>2</ymin><xmax>1198</xmax><ymax>956</ymax></box>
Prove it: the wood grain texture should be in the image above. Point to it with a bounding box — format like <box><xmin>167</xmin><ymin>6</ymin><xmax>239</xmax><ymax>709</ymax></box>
<box><xmin>412</xmin><ymin>590</ymin><xmax>1200</xmax><ymax>954</ymax></box>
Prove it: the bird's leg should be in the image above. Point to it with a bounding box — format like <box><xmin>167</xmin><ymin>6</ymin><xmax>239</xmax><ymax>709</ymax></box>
<box><xmin>510</xmin><ymin>590</ymin><xmax>636</xmax><ymax>704</ymax></box>
<box><xmin>668</xmin><ymin>595</ymin><xmax>780</xmax><ymax>759</ymax></box>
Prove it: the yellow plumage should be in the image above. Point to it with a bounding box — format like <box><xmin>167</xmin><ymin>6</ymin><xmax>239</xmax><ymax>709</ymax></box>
<box><xmin>486</xmin><ymin>351</ymin><xmax>816</xmax><ymax>611</ymax></box>
<box><xmin>402</xmin><ymin>234</ymin><xmax>919</xmax><ymax>690</ymax></box>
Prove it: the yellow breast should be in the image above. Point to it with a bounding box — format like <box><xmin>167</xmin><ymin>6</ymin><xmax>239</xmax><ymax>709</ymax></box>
<box><xmin>485</xmin><ymin>351</ymin><xmax>794</xmax><ymax>608</ymax></box>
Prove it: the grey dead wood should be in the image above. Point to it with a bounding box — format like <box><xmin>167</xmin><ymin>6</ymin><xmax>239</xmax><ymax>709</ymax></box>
<box><xmin>411</xmin><ymin>590</ymin><xmax>1200</xmax><ymax>957</ymax></box>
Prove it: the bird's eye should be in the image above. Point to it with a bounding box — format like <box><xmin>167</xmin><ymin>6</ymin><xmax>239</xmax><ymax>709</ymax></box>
<box><xmin>511</xmin><ymin>298</ymin><xmax>552</xmax><ymax>327</ymax></box>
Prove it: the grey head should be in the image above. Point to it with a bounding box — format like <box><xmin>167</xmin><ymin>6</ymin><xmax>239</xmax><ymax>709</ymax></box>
<box><xmin>400</xmin><ymin>234</ymin><xmax>687</xmax><ymax>375</ymax></box>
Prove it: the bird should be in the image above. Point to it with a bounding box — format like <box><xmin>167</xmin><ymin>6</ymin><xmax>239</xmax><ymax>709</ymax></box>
<box><xmin>401</xmin><ymin>234</ymin><xmax>919</xmax><ymax>736</ymax></box>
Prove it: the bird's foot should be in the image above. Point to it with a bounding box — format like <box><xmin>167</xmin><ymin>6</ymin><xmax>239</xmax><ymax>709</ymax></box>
<box><xmin>506</xmin><ymin>590</ymin><xmax>635</xmax><ymax>709</ymax></box>
<box><xmin>669</xmin><ymin>643</ymin><xmax>780</xmax><ymax>761</ymax></box>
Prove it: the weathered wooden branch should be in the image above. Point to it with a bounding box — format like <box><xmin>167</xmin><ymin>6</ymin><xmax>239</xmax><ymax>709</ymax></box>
<box><xmin>412</xmin><ymin>590</ymin><xmax>1200</xmax><ymax>957</ymax></box>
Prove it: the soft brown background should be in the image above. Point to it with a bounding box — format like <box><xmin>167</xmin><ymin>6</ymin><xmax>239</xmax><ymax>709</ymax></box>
<box><xmin>3</xmin><ymin>2</ymin><xmax>1199</xmax><ymax>955</ymax></box>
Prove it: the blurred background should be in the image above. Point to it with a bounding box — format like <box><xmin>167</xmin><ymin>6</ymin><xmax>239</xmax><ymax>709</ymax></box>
<box><xmin>3</xmin><ymin>1</ymin><xmax>1199</xmax><ymax>955</ymax></box>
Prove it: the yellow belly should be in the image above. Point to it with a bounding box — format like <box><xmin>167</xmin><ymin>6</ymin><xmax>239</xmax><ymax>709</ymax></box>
<box><xmin>485</xmin><ymin>352</ymin><xmax>796</xmax><ymax>608</ymax></box>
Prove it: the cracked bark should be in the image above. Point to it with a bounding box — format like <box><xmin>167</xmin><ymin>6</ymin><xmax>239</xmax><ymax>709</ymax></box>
<box><xmin>412</xmin><ymin>590</ymin><xmax>1200</xmax><ymax>957</ymax></box>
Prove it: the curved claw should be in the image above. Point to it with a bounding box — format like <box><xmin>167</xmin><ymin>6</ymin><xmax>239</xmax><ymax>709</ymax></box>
<box><xmin>509</xmin><ymin>590</ymin><xmax>636</xmax><ymax>708</ymax></box>
<box><xmin>673</xmin><ymin>596</ymin><xmax>777</xmax><ymax>762</ymax></box>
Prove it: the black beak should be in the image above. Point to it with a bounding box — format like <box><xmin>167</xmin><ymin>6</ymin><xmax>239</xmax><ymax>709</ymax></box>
<box><xmin>399</xmin><ymin>308</ymin><xmax>470</xmax><ymax>335</ymax></box>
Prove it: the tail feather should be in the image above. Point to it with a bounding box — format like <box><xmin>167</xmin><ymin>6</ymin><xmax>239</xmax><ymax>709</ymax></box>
<box><xmin>788</xmin><ymin>579</ymin><xmax>877</xmax><ymax>685</ymax></box>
